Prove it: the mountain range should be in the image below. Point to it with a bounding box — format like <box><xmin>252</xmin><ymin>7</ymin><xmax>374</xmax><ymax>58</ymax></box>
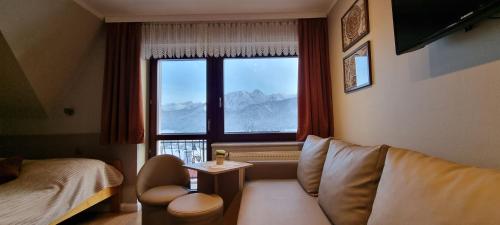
<box><xmin>159</xmin><ymin>89</ymin><xmax>297</xmax><ymax>133</ymax></box>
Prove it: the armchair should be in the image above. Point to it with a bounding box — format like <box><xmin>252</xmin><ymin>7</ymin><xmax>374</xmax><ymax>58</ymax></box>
<box><xmin>137</xmin><ymin>154</ymin><xmax>191</xmax><ymax>225</ymax></box>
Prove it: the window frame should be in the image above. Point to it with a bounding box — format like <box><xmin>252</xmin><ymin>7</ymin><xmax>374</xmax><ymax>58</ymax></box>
<box><xmin>149</xmin><ymin>56</ymin><xmax>298</xmax><ymax>159</ymax></box>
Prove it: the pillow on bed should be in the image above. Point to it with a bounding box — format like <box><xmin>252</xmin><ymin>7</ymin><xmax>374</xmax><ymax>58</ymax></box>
<box><xmin>0</xmin><ymin>156</ymin><xmax>23</xmax><ymax>184</ymax></box>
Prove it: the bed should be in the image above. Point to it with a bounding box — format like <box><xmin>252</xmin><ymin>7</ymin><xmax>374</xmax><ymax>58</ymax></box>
<box><xmin>0</xmin><ymin>158</ymin><xmax>123</xmax><ymax>225</ymax></box>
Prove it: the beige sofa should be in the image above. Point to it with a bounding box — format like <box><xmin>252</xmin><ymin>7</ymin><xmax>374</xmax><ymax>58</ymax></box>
<box><xmin>236</xmin><ymin>138</ymin><xmax>500</xmax><ymax>225</ymax></box>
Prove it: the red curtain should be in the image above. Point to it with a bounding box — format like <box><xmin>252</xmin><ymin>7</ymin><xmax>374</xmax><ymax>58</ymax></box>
<box><xmin>100</xmin><ymin>23</ymin><xmax>144</xmax><ymax>144</ymax></box>
<box><xmin>297</xmin><ymin>18</ymin><xmax>334</xmax><ymax>141</ymax></box>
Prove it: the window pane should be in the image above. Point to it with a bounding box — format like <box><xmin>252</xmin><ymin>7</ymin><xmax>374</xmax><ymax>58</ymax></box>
<box><xmin>224</xmin><ymin>58</ymin><xmax>298</xmax><ymax>133</ymax></box>
<box><xmin>158</xmin><ymin>60</ymin><xmax>207</xmax><ymax>134</ymax></box>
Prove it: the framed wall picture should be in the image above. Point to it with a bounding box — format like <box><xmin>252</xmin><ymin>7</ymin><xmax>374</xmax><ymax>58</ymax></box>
<box><xmin>343</xmin><ymin>41</ymin><xmax>372</xmax><ymax>93</ymax></box>
<box><xmin>341</xmin><ymin>0</ymin><xmax>370</xmax><ymax>52</ymax></box>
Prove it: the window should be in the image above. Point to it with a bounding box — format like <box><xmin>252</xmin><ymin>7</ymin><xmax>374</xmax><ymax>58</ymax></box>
<box><xmin>154</xmin><ymin>59</ymin><xmax>209</xmax><ymax>190</ymax></box>
<box><xmin>158</xmin><ymin>59</ymin><xmax>207</xmax><ymax>134</ymax></box>
<box><xmin>150</xmin><ymin>57</ymin><xmax>298</xmax><ymax>163</ymax></box>
<box><xmin>224</xmin><ymin>58</ymin><xmax>298</xmax><ymax>133</ymax></box>
<box><xmin>156</xmin><ymin>58</ymin><xmax>209</xmax><ymax>165</ymax></box>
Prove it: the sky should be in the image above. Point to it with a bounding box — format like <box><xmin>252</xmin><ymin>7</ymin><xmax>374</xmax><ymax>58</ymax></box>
<box><xmin>159</xmin><ymin>58</ymin><xmax>298</xmax><ymax>104</ymax></box>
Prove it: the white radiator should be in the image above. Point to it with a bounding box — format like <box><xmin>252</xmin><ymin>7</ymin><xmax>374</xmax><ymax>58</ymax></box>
<box><xmin>228</xmin><ymin>151</ymin><xmax>301</xmax><ymax>162</ymax></box>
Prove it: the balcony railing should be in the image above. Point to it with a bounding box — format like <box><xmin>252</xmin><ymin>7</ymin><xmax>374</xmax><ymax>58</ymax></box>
<box><xmin>157</xmin><ymin>139</ymin><xmax>207</xmax><ymax>190</ymax></box>
<box><xmin>157</xmin><ymin>139</ymin><xmax>207</xmax><ymax>165</ymax></box>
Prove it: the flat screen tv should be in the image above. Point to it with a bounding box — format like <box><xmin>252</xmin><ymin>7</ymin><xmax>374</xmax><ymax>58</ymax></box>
<box><xmin>392</xmin><ymin>0</ymin><xmax>500</xmax><ymax>55</ymax></box>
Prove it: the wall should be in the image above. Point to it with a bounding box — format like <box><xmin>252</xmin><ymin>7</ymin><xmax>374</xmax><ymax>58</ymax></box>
<box><xmin>2</xmin><ymin>27</ymin><xmax>105</xmax><ymax>134</ymax></box>
<box><xmin>0</xmin><ymin>31</ymin><xmax>45</xmax><ymax>118</ymax></box>
<box><xmin>328</xmin><ymin>0</ymin><xmax>500</xmax><ymax>169</ymax></box>
<box><xmin>0</xmin><ymin>0</ymin><xmax>103</xmax><ymax>114</ymax></box>
<box><xmin>137</xmin><ymin>59</ymin><xmax>150</xmax><ymax>177</ymax></box>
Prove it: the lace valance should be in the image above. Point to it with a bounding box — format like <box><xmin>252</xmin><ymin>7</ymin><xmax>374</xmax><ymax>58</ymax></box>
<box><xmin>142</xmin><ymin>20</ymin><xmax>298</xmax><ymax>59</ymax></box>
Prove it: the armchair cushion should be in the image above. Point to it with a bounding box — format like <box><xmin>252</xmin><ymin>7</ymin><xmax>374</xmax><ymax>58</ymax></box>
<box><xmin>136</xmin><ymin>155</ymin><xmax>190</xmax><ymax>197</ymax></box>
<box><xmin>139</xmin><ymin>185</ymin><xmax>189</xmax><ymax>206</ymax></box>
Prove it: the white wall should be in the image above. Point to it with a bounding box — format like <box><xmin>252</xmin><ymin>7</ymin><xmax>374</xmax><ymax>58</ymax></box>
<box><xmin>328</xmin><ymin>0</ymin><xmax>500</xmax><ymax>169</ymax></box>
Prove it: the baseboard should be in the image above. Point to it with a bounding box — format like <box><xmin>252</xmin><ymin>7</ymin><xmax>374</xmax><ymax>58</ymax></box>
<box><xmin>120</xmin><ymin>203</ymin><xmax>139</xmax><ymax>212</ymax></box>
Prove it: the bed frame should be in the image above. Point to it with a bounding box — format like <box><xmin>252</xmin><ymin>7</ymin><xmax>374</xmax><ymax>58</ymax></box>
<box><xmin>49</xmin><ymin>160</ymin><xmax>123</xmax><ymax>225</ymax></box>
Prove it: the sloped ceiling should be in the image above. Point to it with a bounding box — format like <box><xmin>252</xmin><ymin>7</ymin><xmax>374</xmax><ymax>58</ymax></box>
<box><xmin>0</xmin><ymin>31</ymin><xmax>45</xmax><ymax>118</ymax></box>
<box><xmin>0</xmin><ymin>0</ymin><xmax>103</xmax><ymax>118</ymax></box>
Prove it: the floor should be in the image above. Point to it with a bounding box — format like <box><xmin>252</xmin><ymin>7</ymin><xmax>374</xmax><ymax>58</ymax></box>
<box><xmin>60</xmin><ymin>193</ymin><xmax>241</xmax><ymax>225</ymax></box>
<box><xmin>60</xmin><ymin>212</ymin><xmax>140</xmax><ymax>225</ymax></box>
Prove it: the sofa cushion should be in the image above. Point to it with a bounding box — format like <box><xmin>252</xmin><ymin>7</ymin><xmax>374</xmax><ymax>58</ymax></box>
<box><xmin>297</xmin><ymin>135</ymin><xmax>331</xmax><ymax>195</ymax></box>
<box><xmin>318</xmin><ymin>140</ymin><xmax>388</xmax><ymax>225</ymax></box>
<box><xmin>368</xmin><ymin>148</ymin><xmax>500</xmax><ymax>225</ymax></box>
<box><xmin>237</xmin><ymin>180</ymin><xmax>331</xmax><ymax>225</ymax></box>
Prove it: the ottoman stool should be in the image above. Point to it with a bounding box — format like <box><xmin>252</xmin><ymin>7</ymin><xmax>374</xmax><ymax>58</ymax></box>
<box><xmin>167</xmin><ymin>193</ymin><xmax>223</xmax><ymax>225</ymax></box>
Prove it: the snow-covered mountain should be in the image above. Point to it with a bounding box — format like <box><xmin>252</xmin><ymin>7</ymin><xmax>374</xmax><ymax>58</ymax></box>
<box><xmin>224</xmin><ymin>89</ymin><xmax>286</xmax><ymax>111</ymax></box>
<box><xmin>164</xmin><ymin>101</ymin><xmax>205</xmax><ymax>111</ymax></box>
<box><xmin>159</xmin><ymin>90</ymin><xmax>297</xmax><ymax>133</ymax></box>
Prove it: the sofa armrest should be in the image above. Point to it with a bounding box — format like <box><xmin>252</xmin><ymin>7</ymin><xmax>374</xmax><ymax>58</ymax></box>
<box><xmin>246</xmin><ymin>160</ymin><xmax>298</xmax><ymax>180</ymax></box>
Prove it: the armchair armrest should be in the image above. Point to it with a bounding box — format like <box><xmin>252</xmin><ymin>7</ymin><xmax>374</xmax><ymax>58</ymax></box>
<box><xmin>245</xmin><ymin>160</ymin><xmax>298</xmax><ymax>180</ymax></box>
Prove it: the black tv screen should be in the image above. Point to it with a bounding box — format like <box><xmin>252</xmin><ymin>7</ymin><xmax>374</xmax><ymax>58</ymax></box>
<box><xmin>392</xmin><ymin>0</ymin><xmax>500</xmax><ymax>55</ymax></box>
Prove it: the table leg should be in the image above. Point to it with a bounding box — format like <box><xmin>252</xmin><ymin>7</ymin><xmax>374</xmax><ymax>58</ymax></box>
<box><xmin>238</xmin><ymin>168</ymin><xmax>245</xmax><ymax>191</ymax></box>
<box><xmin>195</xmin><ymin>169</ymin><xmax>247</xmax><ymax>211</ymax></box>
<box><xmin>197</xmin><ymin>172</ymin><xmax>214</xmax><ymax>194</ymax></box>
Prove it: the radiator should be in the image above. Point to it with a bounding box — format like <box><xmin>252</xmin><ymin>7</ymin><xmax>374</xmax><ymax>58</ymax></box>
<box><xmin>228</xmin><ymin>151</ymin><xmax>301</xmax><ymax>162</ymax></box>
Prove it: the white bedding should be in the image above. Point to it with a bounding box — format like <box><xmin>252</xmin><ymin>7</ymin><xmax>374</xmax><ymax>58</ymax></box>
<box><xmin>0</xmin><ymin>158</ymin><xmax>123</xmax><ymax>225</ymax></box>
